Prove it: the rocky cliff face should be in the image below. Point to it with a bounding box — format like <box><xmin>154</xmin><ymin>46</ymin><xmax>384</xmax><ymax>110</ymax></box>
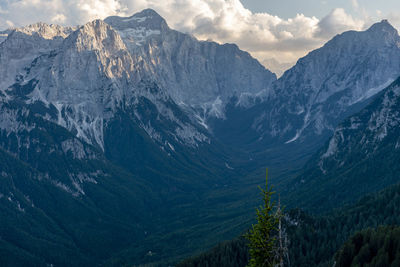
<box><xmin>284</xmin><ymin>77</ymin><xmax>400</xmax><ymax>212</ymax></box>
<box><xmin>105</xmin><ymin>9</ymin><xmax>277</xmax><ymax>118</ymax></box>
<box><xmin>253</xmin><ymin>20</ymin><xmax>400</xmax><ymax>144</ymax></box>
<box><xmin>0</xmin><ymin>23</ymin><xmax>74</xmax><ymax>90</ymax></box>
<box><xmin>0</xmin><ymin>9</ymin><xmax>276</xmax><ymax>153</ymax></box>
<box><xmin>318</xmin><ymin>77</ymin><xmax>400</xmax><ymax>174</ymax></box>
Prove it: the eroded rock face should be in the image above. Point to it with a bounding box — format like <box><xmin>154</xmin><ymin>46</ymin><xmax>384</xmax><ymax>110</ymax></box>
<box><xmin>251</xmin><ymin>20</ymin><xmax>400</xmax><ymax>144</ymax></box>
<box><xmin>105</xmin><ymin>9</ymin><xmax>276</xmax><ymax>114</ymax></box>
<box><xmin>319</xmin><ymin>78</ymin><xmax>400</xmax><ymax>173</ymax></box>
<box><xmin>0</xmin><ymin>9</ymin><xmax>276</xmax><ymax>153</ymax></box>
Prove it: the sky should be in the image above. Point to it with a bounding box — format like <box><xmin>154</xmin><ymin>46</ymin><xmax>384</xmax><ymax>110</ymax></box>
<box><xmin>1</xmin><ymin>0</ymin><xmax>399</xmax><ymax>75</ymax></box>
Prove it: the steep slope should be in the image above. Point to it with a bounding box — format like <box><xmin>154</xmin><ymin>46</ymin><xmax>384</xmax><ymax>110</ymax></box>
<box><xmin>0</xmin><ymin>71</ymin><xmax>231</xmax><ymax>265</ymax></box>
<box><xmin>0</xmin><ymin>23</ymin><xmax>74</xmax><ymax>91</ymax></box>
<box><xmin>21</xmin><ymin>20</ymin><xmax>134</xmax><ymax>150</ymax></box>
<box><xmin>2</xmin><ymin>19</ymin><xmax>214</xmax><ymax>152</ymax></box>
<box><xmin>105</xmin><ymin>9</ymin><xmax>277</xmax><ymax>118</ymax></box>
<box><xmin>0</xmin><ymin>96</ymin><xmax>160</xmax><ymax>265</ymax></box>
<box><xmin>0</xmin><ymin>29</ymin><xmax>10</xmax><ymax>44</ymax></box>
<box><xmin>263</xmin><ymin>20</ymin><xmax>400</xmax><ymax>143</ymax></box>
<box><xmin>287</xmin><ymin>77</ymin><xmax>400</xmax><ymax>212</ymax></box>
<box><xmin>0</xmin><ymin>147</ymin><xmax>92</xmax><ymax>266</ymax></box>
<box><xmin>0</xmin><ymin>10</ymin><xmax>274</xmax><ymax>266</ymax></box>
<box><xmin>213</xmin><ymin>20</ymin><xmax>400</xmax><ymax>155</ymax></box>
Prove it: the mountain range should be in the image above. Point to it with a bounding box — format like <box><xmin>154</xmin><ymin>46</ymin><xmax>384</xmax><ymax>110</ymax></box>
<box><xmin>212</xmin><ymin>19</ymin><xmax>400</xmax><ymax>151</ymax></box>
<box><xmin>1</xmin><ymin>8</ymin><xmax>400</xmax><ymax>265</ymax></box>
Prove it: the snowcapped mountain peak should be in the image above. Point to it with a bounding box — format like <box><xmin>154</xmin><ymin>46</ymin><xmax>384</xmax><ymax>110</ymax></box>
<box><xmin>104</xmin><ymin>9</ymin><xmax>168</xmax><ymax>47</ymax></box>
<box><xmin>105</xmin><ymin>9</ymin><xmax>168</xmax><ymax>31</ymax></box>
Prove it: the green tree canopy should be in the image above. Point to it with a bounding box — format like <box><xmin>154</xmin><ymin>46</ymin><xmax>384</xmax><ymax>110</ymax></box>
<box><xmin>245</xmin><ymin>169</ymin><xmax>279</xmax><ymax>267</ymax></box>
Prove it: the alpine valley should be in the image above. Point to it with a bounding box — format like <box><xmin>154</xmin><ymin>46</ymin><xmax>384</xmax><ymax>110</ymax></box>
<box><xmin>1</xmin><ymin>8</ymin><xmax>400</xmax><ymax>266</ymax></box>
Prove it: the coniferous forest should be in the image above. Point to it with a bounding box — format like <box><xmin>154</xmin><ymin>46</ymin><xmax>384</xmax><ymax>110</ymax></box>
<box><xmin>335</xmin><ymin>226</ymin><xmax>400</xmax><ymax>266</ymax></box>
<box><xmin>179</xmin><ymin>182</ymin><xmax>400</xmax><ymax>266</ymax></box>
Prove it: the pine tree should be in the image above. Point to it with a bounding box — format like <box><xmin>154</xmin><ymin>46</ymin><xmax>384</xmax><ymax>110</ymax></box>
<box><xmin>245</xmin><ymin>169</ymin><xmax>279</xmax><ymax>267</ymax></box>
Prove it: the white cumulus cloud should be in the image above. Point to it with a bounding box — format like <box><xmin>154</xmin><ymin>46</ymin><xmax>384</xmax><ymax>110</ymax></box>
<box><xmin>315</xmin><ymin>8</ymin><xmax>364</xmax><ymax>39</ymax></box>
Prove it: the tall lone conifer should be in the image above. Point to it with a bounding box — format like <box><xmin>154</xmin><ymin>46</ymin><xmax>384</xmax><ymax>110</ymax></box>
<box><xmin>245</xmin><ymin>169</ymin><xmax>279</xmax><ymax>267</ymax></box>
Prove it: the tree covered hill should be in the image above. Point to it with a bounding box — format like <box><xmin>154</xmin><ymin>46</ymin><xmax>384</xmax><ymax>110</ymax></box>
<box><xmin>335</xmin><ymin>226</ymin><xmax>400</xmax><ymax>267</ymax></box>
<box><xmin>179</xmin><ymin>182</ymin><xmax>400</xmax><ymax>266</ymax></box>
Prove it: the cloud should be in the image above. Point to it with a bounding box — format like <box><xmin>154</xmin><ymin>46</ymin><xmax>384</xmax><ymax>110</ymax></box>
<box><xmin>0</xmin><ymin>0</ymin><xmax>391</xmax><ymax>74</ymax></box>
<box><xmin>315</xmin><ymin>8</ymin><xmax>364</xmax><ymax>38</ymax></box>
<box><xmin>351</xmin><ymin>0</ymin><xmax>359</xmax><ymax>9</ymax></box>
<box><xmin>5</xmin><ymin>20</ymin><xmax>14</xmax><ymax>28</ymax></box>
<box><xmin>387</xmin><ymin>12</ymin><xmax>400</xmax><ymax>29</ymax></box>
<box><xmin>0</xmin><ymin>0</ymin><xmax>126</xmax><ymax>28</ymax></box>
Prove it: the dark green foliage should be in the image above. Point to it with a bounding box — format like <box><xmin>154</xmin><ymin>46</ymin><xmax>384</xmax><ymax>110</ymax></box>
<box><xmin>335</xmin><ymin>226</ymin><xmax>400</xmax><ymax>267</ymax></box>
<box><xmin>180</xmin><ymin>182</ymin><xmax>400</xmax><ymax>267</ymax></box>
<box><xmin>245</xmin><ymin>172</ymin><xmax>279</xmax><ymax>267</ymax></box>
<box><xmin>177</xmin><ymin>237</ymin><xmax>250</xmax><ymax>267</ymax></box>
<box><xmin>285</xmin><ymin>182</ymin><xmax>400</xmax><ymax>266</ymax></box>
<box><xmin>0</xmin><ymin>96</ymin><xmax>160</xmax><ymax>265</ymax></box>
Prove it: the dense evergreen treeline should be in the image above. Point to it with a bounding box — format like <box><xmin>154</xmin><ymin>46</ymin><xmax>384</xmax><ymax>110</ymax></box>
<box><xmin>179</xmin><ymin>182</ymin><xmax>400</xmax><ymax>266</ymax></box>
<box><xmin>335</xmin><ymin>226</ymin><xmax>400</xmax><ymax>267</ymax></box>
<box><xmin>177</xmin><ymin>237</ymin><xmax>249</xmax><ymax>267</ymax></box>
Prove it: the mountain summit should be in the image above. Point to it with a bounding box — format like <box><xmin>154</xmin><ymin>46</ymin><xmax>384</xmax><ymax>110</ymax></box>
<box><xmin>367</xmin><ymin>19</ymin><xmax>398</xmax><ymax>35</ymax></box>
<box><xmin>105</xmin><ymin>9</ymin><xmax>276</xmax><ymax>116</ymax></box>
<box><xmin>104</xmin><ymin>9</ymin><xmax>169</xmax><ymax>47</ymax></box>
<box><xmin>222</xmin><ymin>19</ymin><xmax>400</xmax><ymax>148</ymax></box>
<box><xmin>105</xmin><ymin>8</ymin><xmax>169</xmax><ymax>30</ymax></box>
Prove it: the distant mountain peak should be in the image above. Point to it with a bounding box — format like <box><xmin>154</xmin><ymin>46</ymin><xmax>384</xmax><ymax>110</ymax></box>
<box><xmin>65</xmin><ymin>19</ymin><xmax>127</xmax><ymax>53</ymax></box>
<box><xmin>102</xmin><ymin>8</ymin><xmax>277</xmax><ymax>117</ymax></box>
<box><xmin>80</xmin><ymin>19</ymin><xmax>119</xmax><ymax>38</ymax></box>
<box><xmin>248</xmin><ymin>18</ymin><xmax>400</xmax><ymax>146</ymax></box>
<box><xmin>135</xmin><ymin>8</ymin><xmax>164</xmax><ymax>19</ymax></box>
<box><xmin>12</xmin><ymin>22</ymin><xmax>75</xmax><ymax>40</ymax></box>
<box><xmin>381</xmin><ymin>19</ymin><xmax>390</xmax><ymax>24</ymax></box>
<box><xmin>105</xmin><ymin>9</ymin><xmax>169</xmax><ymax>33</ymax></box>
<box><xmin>104</xmin><ymin>9</ymin><xmax>170</xmax><ymax>48</ymax></box>
<box><xmin>367</xmin><ymin>19</ymin><xmax>398</xmax><ymax>35</ymax></box>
